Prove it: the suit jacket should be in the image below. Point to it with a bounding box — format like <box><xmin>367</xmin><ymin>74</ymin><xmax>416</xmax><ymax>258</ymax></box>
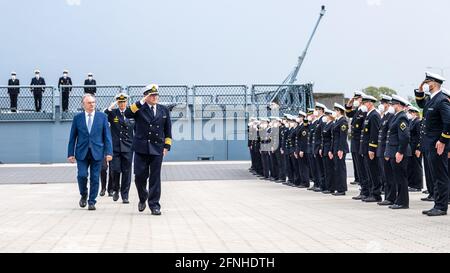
<box><xmin>30</xmin><ymin>77</ymin><xmax>46</xmax><ymax>94</ymax></box>
<box><xmin>345</xmin><ymin>105</ymin><xmax>367</xmax><ymax>153</ymax></box>
<box><xmin>359</xmin><ymin>109</ymin><xmax>381</xmax><ymax>155</ymax></box>
<box><xmin>84</xmin><ymin>79</ymin><xmax>97</xmax><ymax>94</ymax></box>
<box><xmin>331</xmin><ymin>116</ymin><xmax>349</xmax><ymax>154</ymax></box>
<box><xmin>7</xmin><ymin>79</ymin><xmax>20</xmax><ymax>94</ymax></box>
<box><xmin>104</xmin><ymin>108</ymin><xmax>135</xmax><ymax>153</ymax></box>
<box><xmin>67</xmin><ymin>111</ymin><xmax>113</xmax><ymax>161</ymax></box>
<box><xmin>385</xmin><ymin>111</ymin><xmax>411</xmax><ymax>158</ymax></box>
<box><xmin>125</xmin><ymin>101</ymin><xmax>172</xmax><ymax>156</ymax></box>
<box><xmin>58</xmin><ymin>77</ymin><xmax>73</xmax><ymax>93</ymax></box>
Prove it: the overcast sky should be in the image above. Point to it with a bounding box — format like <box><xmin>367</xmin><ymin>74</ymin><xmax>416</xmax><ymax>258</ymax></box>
<box><xmin>1</xmin><ymin>0</ymin><xmax>449</xmax><ymax>98</ymax></box>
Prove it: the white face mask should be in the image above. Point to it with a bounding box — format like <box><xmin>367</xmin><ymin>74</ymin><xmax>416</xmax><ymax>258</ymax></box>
<box><xmin>406</xmin><ymin>113</ymin><xmax>413</xmax><ymax>120</ymax></box>
<box><xmin>332</xmin><ymin>112</ymin><xmax>337</xmax><ymax>118</ymax></box>
<box><xmin>63</xmin><ymin>73</ymin><xmax>68</xmax><ymax>78</ymax></box>
<box><xmin>322</xmin><ymin>117</ymin><xmax>328</xmax><ymax>123</ymax></box>
<box><xmin>313</xmin><ymin>110</ymin><xmax>319</xmax><ymax>116</ymax></box>
<box><xmin>360</xmin><ymin>105</ymin><xmax>368</xmax><ymax>113</ymax></box>
<box><xmin>422</xmin><ymin>83</ymin><xmax>430</xmax><ymax>93</ymax></box>
<box><xmin>378</xmin><ymin>104</ymin><xmax>385</xmax><ymax>112</ymax></box>
<box><xmin>295</xmin><ymin>118</ymin><xmax>302</xmax><ymax>123</ymax></box>
<box><xmin>307</xmin><ymin>116</ymin><xmax>312</xmax><ymax>121</ymax></box>
<box><xmin>353</xmin><ymin>100</ymin><xmax>360</xmax><ymax>107</ymax></box>
<box><xmin>387</xmin><ymin>106</ymin><xmax>395</xmax><ymax>114</ymax></box>
<box><xmin>11</xmin><ymin>76</ymin><xmax>16</xmax><ymax>80</ymax></box>
<box><xmin>35</xmin><ymin>74</ymin><xmax>40</xmax><ymax>78</ymax></box>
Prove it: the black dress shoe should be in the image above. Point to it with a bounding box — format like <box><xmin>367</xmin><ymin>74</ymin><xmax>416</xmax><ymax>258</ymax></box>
<box><xmin>408</xmin><ymin>187</ymin><xmax>421</xmax><ymax>192</ymax></box>
<box><xmin>79</xmin><ymin>196</ymin><xmax>87</xmax><ymax>208</ymax></box>
<box><xmin>362</xmin><ymin>196</ymin><xmax>381</xmax><ymax>203</ymax></box>
<box><xmin>313</xmin><ymin>188</ymin><xmax>322</xmax><ymax>192</ymax></box>
<box><xmin>421</xmin><ymin>196</ymin><xmax>434</xmax><ymax>202</ymax></box>
<box><xmin>377</xmin><ymin>200</ymin><xmax>393</xmax><ymax>206</ymax></box>
<box><xmin>332</xmin><ymin>192</ymin><xmax>346</xmax><ymax>196</ymax></box>
<box><xmin>99</xmin><ymin>189</ymin><xmax>106</xmax><ymax>197</ymax></box>
<box><xmin>88</xmin><ymin>204</ymin><xmax>96</xmax><ymax>211</ymax></box>
<box><xmin>138</xmin><ymin>202</ymin><xmax>146</xmax><ymax>212</ymax></box>
<box><xmin>122</xmin><ymin>199</ymin><xmax>130</xmax><ymax>204</ymax></box>
<box><xmin>297</xmin><ymin>185</ymin><xmax>307</xmax><ymax>188</ymax></box>
<box><xmin>427</xmin><ymin>209</ymin><xmax>447</xmax><ymax>217</ymax></box>
<box><xmin>108</xmin><ymin>191</ymin><xmax>114</xmax><ymax>197</ymax></box>
<box><xmin>422</xmin><ymin>190</ymin><xmax>429</xmax><ymax>194</ymax></box>
<box><xmin>389</xmin><ymin>204</ymin><xmax>409</xmax><ymax>209</ymax></box>
<box><xmin>422</xmin><ymin>209</ymin><xmax>432</xmax><ymax>215</ymax></box>
<box><xmin>352</xmin><ymin>195</ymin><xmax>366</xmax><ymax>200</ymax></box>
<box><xmin>307</xmin><ymin>187</ymin><xmax>315</xmax><ymax>191</ymax></box>
<box><xmin>322</xmin><ymin>190</ymin><xmax>332</xmax><ymax>194</ymax></box>
<box><xmin>350</xmin><ymin>181</ymin><xmax>359</xmax><ymax>185</ymax></box>
<box><xmin>151</xmin><ymin>208</ymin><xmax>161</xmax><ymax>215</ymax></box>
<box><xmin>113</xmin><ymin>192</ymin><xmax>119</xmax><ymax>202</ymax></box>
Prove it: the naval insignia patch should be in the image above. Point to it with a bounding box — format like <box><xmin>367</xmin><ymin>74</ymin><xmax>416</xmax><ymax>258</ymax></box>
<box><xmin>400</xmin><ymin>122</ymin><xmax>407</xmax><ymax>131</ymax></box>
<box><xmin>341</xmin><ymin>125</ymin><xmax>347</xmax><ymax>131</ymax></box>
<box><xmin>114</xmin><ymin>116</ymin><xmax>119</xmax><ymax>123</ymax></box>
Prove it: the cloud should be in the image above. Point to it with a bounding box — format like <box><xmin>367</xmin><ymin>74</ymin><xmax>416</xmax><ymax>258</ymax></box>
<box><xmin>367</xmin><ymin>0</ymin><xmax>382</xmax><ymax>6</ymax></box>
<box><xmin>66</xmin><ymin>0</ymin><xmax>81</xmax><ymax>6</ymax></box>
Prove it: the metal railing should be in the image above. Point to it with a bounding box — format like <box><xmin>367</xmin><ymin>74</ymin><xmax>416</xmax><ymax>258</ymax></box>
<box><xmin>192</xmin><ymin>85</ymin><xmax>248</xmax><ymax>119</ymax></box>
<box><xmin>0</xmin><ymin>85</ymin><xmax>55</xmax><ymax>121</ymax></box>
<box><xmin>0</xmin><ymin>83</ymin><xmax>314</xmax><ymax>122</ymax></box>
<box><xmin>59</xmin><ymin>85</ymin><xmax>123</xmax><ymax>121</ymax></box>
<box><xmin>128</xmin><ymin>85</ymin><xmax>189</xmax><ymax>120</ymax></box>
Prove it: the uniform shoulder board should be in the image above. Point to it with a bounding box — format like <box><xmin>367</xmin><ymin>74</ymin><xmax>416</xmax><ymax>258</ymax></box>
<box><xmin>341</xmin><ymin>124</ymin><xmax>347</xmax><ymax>131</ymax></box>
<box><xmin>400</xmin><ymin>121</ymin><xmax>407</xmax><ymax>131</ymax></box>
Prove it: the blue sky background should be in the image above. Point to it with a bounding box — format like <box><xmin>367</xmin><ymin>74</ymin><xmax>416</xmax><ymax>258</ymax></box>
<box><xmin>1</xmin><ymin>0</ymin><xmax>449</xmax><ymax>98</ymax></box>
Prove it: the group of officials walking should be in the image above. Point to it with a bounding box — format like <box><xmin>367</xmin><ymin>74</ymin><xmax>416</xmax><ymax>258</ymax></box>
<box><xmin>5</xmin><ymin>70</ymin><xmax>97</xmax><ymax>112</ymax></box>
<box><xmin>67</xmin><ymin>84</ymin><xmax>172</xmax><ymax>215</ymax></box>
<box><xmin>248</xmin><ymin>72</ymin><xmax>450</xmax><ymax>216</ymax></box>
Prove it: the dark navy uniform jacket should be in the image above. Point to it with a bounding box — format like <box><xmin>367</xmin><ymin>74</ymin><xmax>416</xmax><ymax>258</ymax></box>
<box><xmin>307</xmin><ymin>119</ymin><xmax>317</xmax><ymax>154</ymax></box>
<box><xmin>331</xmin><ymin>116</ymin><xmax>349</xmax><ymax>154</ymax></box>
<box><xmin>295</xmin><ymin>121</ymin><xmax>309</xmax><ymax>154</ymax></box>
<box><xmin>125</xmin><ymin>101</ymin><xmax>172</xmax><ymax>156</ymax></box>
<box><xmin>385</xmin><ymin>111</ymin><xmax>411</xmax><ymax>158</ymax></box>
<box><xmin>84</xmin><ymin>79</ymin><xmax>97</xmax><ymax>94</ymax></box>
<box><xmin>105</xmin><ymin>108</ymin><xmax>135</xmax><ymax>153</ymax></box>
<box><xmin>409</xmin><ymin>118</ymin><xmax>422</xmax><ymax>152</ymax></box>
<box><xmin>30</xmin><ymin>77</ymin><xmax>46</xmax><ymax>95</ymax></box>
<box><xmin>415</xmin><ymin>90</ymin><xmax>450</xmax><ymax>152</ymax></box>
<box><xmin>8</xmin><ymin>79</ymin><xmax>20</xmax><ymax>94</ymax></box>
<box><xmin>376</xmin><ymin>112</ymin><xmax>393</xmax><ymax>158</ymax></box>
<box><xmin>58</xmin><ymin>77</ymin><xmax>73</xmax><ymax>93</ymax></box>
<box><xmin>279</xmin><ymin>125</ymin><xmax>288</xmax><ymax>153</ymax></box>
<box><xmin>345</xmin><ymin>105</ymin><xmax>367</xmax><ymax>153</ymax></box>
<box><xmin>287</xmin><ymin>126</ymin><xmax>299</xmax><ymax>154</ymax></box>
<box><xmin>313</xmin><ymin>116</ymin><xmax>326</xmax><ymax>155</ymax></box>
<box><xmin>321</xmin><ymin>122</ymin><xmax>333</xmax><ymax>155</ymax></box>
<box><xmin>359</xmin><ymin>109</ymin><xmax>381</xmax><ymax>155</ymax></box>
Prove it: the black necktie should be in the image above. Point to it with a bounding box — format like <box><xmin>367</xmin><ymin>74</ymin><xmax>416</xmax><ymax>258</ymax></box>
<box><xmin>150</xmin><ymin>106</ymin><xmax>155</xmax><ymax>118</ymax></box>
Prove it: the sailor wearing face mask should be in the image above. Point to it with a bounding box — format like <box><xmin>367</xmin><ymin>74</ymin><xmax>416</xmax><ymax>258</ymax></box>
<box><xmin>415</xmin><ymin>72</ymin><xmax>450</xmax><ymax>216</ymax></box>
<box><xmin>306</xmin><ymin>108</ymin><xmax>319</xmax><ymax>190</ymax></box>
<box><xmin>30</xmin><ymin>69</ymin><xmax>46</xmax><ymax>112</ymax></box>
<box><xmin>358</xmin><ymin>94</ymin><xmax>382</xmax><ymax>203</ymax></box>
<box><xmin>376</xmin><ymin>95</ymin><xmax>397</xmax><ymax>206</ymax></box>
<box><xmin>331</xmin><ymin>103</ymin><xmax>349</xmax><ymax>196</ymax></box>
<box><xmin>384</xmin><ymin>95</ymin><xmax>412</xmax><ymax>209</ymax></box>
<box><xmin>259</xmin><ymin>118</ymin><xmax>272</xmax><ymax>180</ymax></box>
<box><xmin>294</xmin><ymin>111</ymin><xmax>310</xmax><ymax>188</ymax></box>
<box><xmin>253</xmin><ymin>120</ymin><xmax>264</xmax><ymax>177</ymax></box>
<box><xmin>248</xmin><ymin>118</ymin><xmax>257</xmax><ymax>174</ymax></box>
<box><xmin>285</xmin><ymin>115</ymin><xmax>300</xmax><ymax>186</ymax></box>
<box><xmin>320</xmin><ymin>109</ymin><xmax>336</xmax><ymax>194</ymax></box>
<box><xmin>406</xmin><ymin>106</ymin><xmax>423</xmax><ymax>192</ymax></box>
<box><xmin>346</xmin><ymin>91</ymin><xmax>366</xmax><ymax>187</ymax></box>
<box><xmin>278</xmin><ymin>116</ymin><xmax>289</xmax><ymax>182</ymax></box>
<box><xmin>312</xmin><ymin>103</ymin><xmax>327</xmax><ymax>192</ymax></box>
<box><xmin>84</xmin><ymin>73</ymin><xmax>97</xmax><ymax>95</ymax></box>
<box><xmin>8</xmin><ymin>72</ymin><xmax>20</xmax><ymax>112</ymax></box>
<box><xmin>59</xmin><ymin>70</ymin><xmax>73</xmax><ymax>112</ymax></box>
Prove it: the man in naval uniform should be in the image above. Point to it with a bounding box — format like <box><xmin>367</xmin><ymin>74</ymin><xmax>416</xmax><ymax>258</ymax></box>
<box><xmin>7</xmin><ymin>72</ymin><xmax>20</xmax><ymax>112</ymax></box>
<box><xmin>58</xmin><ymin>69</ymin><xmax>73</xmax><ymax>112</ymax></box>
<box><xmin>125</xmin><ymin>84</ymin><xmax>172</xmax><ymax>215</ymax></box>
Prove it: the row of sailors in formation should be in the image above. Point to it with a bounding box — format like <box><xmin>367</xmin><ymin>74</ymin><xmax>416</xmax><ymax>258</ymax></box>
<box><xmin>248</xmin><ymin>81</ymin><xmax>450</xmax><ymax>215</ymax></box>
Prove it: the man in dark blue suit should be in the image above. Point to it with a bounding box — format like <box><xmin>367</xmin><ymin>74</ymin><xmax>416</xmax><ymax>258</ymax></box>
<box><xmin>125</xmin><ymin>84</ymin><xmax>172</xmax><ymax>215</ymax></box>
<box><xmin>30</xmin><ymin>69</ymin><xmax>46</xmax><ymax>112</ymax></box>
<box><xmin>68</xmin><ymin>94</ymin><xmax>113</xmax><ymax>211</ymax></box>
